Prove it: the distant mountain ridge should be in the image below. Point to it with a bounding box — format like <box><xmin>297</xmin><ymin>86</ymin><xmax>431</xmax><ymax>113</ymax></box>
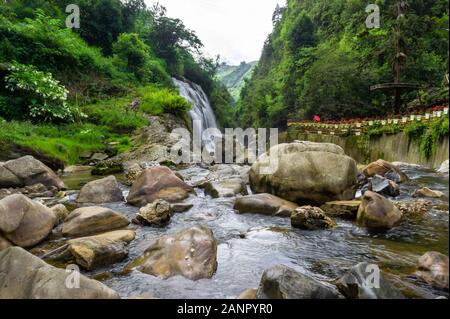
<box><xmin>216</xmin><ymin>61</ymin><xmax>257</xmax><ymax>101</ymax></box>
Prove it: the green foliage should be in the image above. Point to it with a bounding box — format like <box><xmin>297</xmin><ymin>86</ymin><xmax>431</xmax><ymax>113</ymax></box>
<box><xmin>139</xmin><ymin>86</ymin><xmax>192</xmax><ymax>115</ymax></box>
<box><xmin>239</xmin><ymin>0</ymin><xmax>449</xmax><ymax>128</ymax></box>
<box><xmin>405</xmin><ymin>118</ymin><xmax>449</xmax><ymax>159</ymax></box>
<box><xmin>1</xmin><ymin>62</ymin><xmax>81</xmax><ymax>122</ymax></box>
<box><xmin>112</xmin><ymin>33</ymin><xmax>172</xmax><ymax>86</ymax></box>
<box><xmin>0</xmin><ymin>120</ymin><xmax>131</xmax><ymax>164</ymax></box>
<box><xmin>81</xmin><ymin>96</ymin><xmax>148</xmax><ymax>133</ymax></box>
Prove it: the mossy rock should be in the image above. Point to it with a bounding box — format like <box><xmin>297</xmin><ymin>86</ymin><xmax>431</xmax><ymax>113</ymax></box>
<box><xmin>91</xmin><ymin>160</ymin><xmax>124</xmax><ymax>176</ymax></box>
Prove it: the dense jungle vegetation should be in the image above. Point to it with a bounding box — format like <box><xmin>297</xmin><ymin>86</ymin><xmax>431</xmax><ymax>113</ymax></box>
<box><xmin>0</xmin><ymin>0</ymin><xmax>232</xmax><ymax>163</ymax></box>
<box><xmin>238</xmin><ymin>0</ymin><xmax>449</xmax><ymax>128</ymax></box>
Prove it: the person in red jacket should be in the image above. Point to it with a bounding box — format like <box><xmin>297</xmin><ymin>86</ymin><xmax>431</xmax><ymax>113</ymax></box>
<box><xmin>313</xmin><ymin>115</ymin><xmax>321</xmax><ymax>122</ymax></box>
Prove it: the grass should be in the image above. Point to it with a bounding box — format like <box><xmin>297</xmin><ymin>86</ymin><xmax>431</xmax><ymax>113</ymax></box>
<box><xmin>81</xmin><ymin>96</ymin><xmax>148</xmax><ymax>133</ymax></box>
<box><xmin>139</xmin><ymin>86</ymin><xmax>192</xmax><ymax>115</ymax></box>
<box><xmin>0</xmin><ymin>120</ymin><xmax>132</xmax><ymax>164</ymax></box>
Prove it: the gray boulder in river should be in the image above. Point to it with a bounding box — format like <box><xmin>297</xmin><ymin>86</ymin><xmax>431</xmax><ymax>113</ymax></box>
<box><xmin>234</xmin><ymin>193</ymin><xmax>298</xmax><ymax>217</ymax></box>
<box><xmin>416</xmin><ymin>251</ymin><xmax>449</xmax><ymax>290</ymax></box>
<box><xmin>249</xmin><ymin>141</ymin><xmax>358</xmax><ymax>205</ymax></box>
<box><xmin>0</xmin><ymin>194</ymin><xmax>56</xmax><ymax>247</ymax></box>
<box><xmin>127</xmin><ymin>166</ymin><xmax>193</xmax><ymax>207</ymax></box>
<box><xmin>0</xmin><ymin>155</ymin><xmax>65</xmax><ymax>190</ymax></box>
<box><xmin>76</xmin><ymin>175</ymin><xmax>124</xmax><ymax>204</ymax></box>
<box><xmin>62</xmin><ymin>206</ymin><xmax>130</xmax><ymax>238</ymax></box>
<box><xmin>357</xmin><ymin>191</ymin><xmax>402</xmax><ymax>229</ymax></box>
<box><xmin>125</xmin><ymin>225</ymin><xmax>217</xmax><ymax>281</ymax></box>
<box><xmin>256</xmin><ymin>265</ymin><xmax>341</xmax><ymax>299</ymax></box>
<box><xmin>0</xmin><ymin>247</ymin><xmax>119</xmax><ymax>299</ymax></box>
<box><xmin>335</xmin><ymin>262</ymin><xmax>404</xmax><ymax>299</ymax></box>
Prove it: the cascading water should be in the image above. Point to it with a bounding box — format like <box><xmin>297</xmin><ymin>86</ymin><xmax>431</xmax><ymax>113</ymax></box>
<box><xmin>173</xmin><ymin>78</ymin><xmax>221</xmax><ymax>155</ymax></box>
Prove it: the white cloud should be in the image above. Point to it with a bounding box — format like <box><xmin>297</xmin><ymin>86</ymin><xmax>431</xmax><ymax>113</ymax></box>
<box><xmin>145</xmin><ymin>0</ymin><xmax>286</xmax><ymax>64</ymax></box>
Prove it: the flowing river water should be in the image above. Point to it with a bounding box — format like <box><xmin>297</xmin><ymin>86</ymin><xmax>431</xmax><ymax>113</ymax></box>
<box><xmin>61</xmin><ymin>163</ymin><xmax>449</xmax><ymax>299</ymax></box>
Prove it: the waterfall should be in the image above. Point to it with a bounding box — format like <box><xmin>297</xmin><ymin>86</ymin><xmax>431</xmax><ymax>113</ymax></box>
<box><xmin>173</xmin><ymin>78</ymin><xmax>220</xmax><ymax>154</ymax></box>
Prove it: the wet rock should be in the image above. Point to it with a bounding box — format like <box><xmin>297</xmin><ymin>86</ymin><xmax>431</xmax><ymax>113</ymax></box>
<box><xmin>125</xmin><ymin>225</ymin><xmax>217</xmax><ymax>281</ymax></box>
<box><xmin>0</xmin><ymin>194</ymin><xmax>56</xmax><ymax>247</ymax></box>
<box><xmin>0</xmin><ymin>156</ymin><xmax>65</xmax><ymax>190</ymax></box>
<box><xmin>171</xmin><ymin>203</ymin><xmax>194</xmax><ymax>213</ymax></box>
<box><xmin>77</xmin><ymin>175</ymin><xmax>124</xmax><ymax>204</ymax></box>
<box><xmin>363</xmin><ymin>159</ymin><xmax>408</xmax><ymax>183</ymax></box>
<box><xmin>62</xmin><ymin>206</ymin><xmax>130</xmax><ymax>238</ymax></box>
<box><xmin>370</xmin><ymin>175</ymin><xmax>400</xmax><ymax>197</ymax></box>
<box><xmin>91</xmin><ymin>160</ymin><xmax>123</xmax><ymax>176</ymax></box>
<box><xmin>134</xmin><ymin>199</ymin><xmax>171</xmax><ymax>227</ymax></box>
<box><xmin>416</xmin><ymin>252</ymin><xmax>449</xmax><ymax>290</ymax></box>
<box><xmin>67</xmin><ymin>230</ymin><xmax>135</xmax><ymax>270</ymax></box>
<box><xmin>357</xmin><ymin>191</ymin><xmax>402</xmax><ymax>229</ymax></box>
<box><xmin>207</xmin><ymin>164</ymin><xmax>251</xmax><ymax>183</ymax></box>
<box><xmin>249</xmin><ymin>141</ymin><xmax>358</xmax><ymax>205</ymax></box>
<box><xmin>236</xmin><ymin>288</ymin><xmax>257</xmax><ymax>299</ymax></box>
<box><xmin>321</xmin><ymin>201</ymin><xmax>361</xmax><ymax>220</ymax></box>
<box><xmin>437</xmin><ymin>160</ymin><xmax>449</xmax><ymax>174</ymax></box>
<box><xmin>91</xmin><ymin>153</ymin><xmax>109</xmax><ymax>162</ymax></box>
<box><xmin>291</xmin><ymin>206</ymin><xmax>337</xmax><ymax>230</ymax></box>
<box><xmin>0</xmin><ymin>247</ymin><xmax>119</xmax><ymax>299</ymax></box>
<box><xmin>205</xmin><ymin>178</ymin><xmax>248</xmax><ymax>198</ymax></box>
<box><xmin>63</xmin><ymin>165</ymin><xmax>92</xmax><ymax>174</ymax></box>
<box><xmin>335</xmin><ymin>262</ymin><xmax>405</xmax><ymax>299</ymax></box>
<box><xmin>51</xmin><ymin>203</ymin><xmax>70</xmax><ymax>225</ymax></box>
<box><xmin>127</xmin><ymin>167</ymin><xmax>193</xmax><ymax>207</ymax></box>
<box><xmin>412</xmin><ymin>187</ymin><xmax>445</xmax><ymax>199</ymax></box>
<box><xmin>234</xmin><ymin>193</ymin><xmax>298</xmax><ymax>217</ymax></box>
<box><xmin>394</xmin><ymin>200</ymin><xmax>430</xmax><ymax>218</ymax></box>
<box><xmin>256</xmin><ymin>265</ymin><xmax>340</xmax><ymax>299</ymax></box>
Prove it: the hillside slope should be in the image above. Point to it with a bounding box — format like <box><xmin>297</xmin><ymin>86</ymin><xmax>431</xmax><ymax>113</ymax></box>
<box><xmin>238</xmin><ymin>0</ymin><xmax>449</xmax><ymax>128</ymax></box>
<box><xmin>217</xmin><ymin>61</ymin><xmax>257</xmax><ymax>101</ymax></box>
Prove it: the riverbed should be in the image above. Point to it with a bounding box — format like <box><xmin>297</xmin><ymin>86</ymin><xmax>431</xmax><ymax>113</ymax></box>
<box><xmin>61</xmin><ymin>163</ymin><xmax>449</xmax><ymax>299</ymax></box>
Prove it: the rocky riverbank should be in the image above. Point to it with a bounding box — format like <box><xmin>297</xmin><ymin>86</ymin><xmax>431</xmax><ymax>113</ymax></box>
<box><xmin>0</xmin><ymin>141</ymin><xmax>449</xmax><ymax>299</ymax></box>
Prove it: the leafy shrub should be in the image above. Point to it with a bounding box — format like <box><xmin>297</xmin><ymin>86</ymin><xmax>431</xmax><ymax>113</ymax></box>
<box><xmin>139</xmin><ymin>86</ymin><xmax>191</xmax><ymax>115</ymax></box>
<box><xmin>2</xmin><ymin>62</ymin><xmax>82</xmax><ymax>122</ymax></box>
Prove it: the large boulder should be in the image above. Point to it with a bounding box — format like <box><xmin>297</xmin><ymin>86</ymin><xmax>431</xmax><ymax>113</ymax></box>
<box><xmin>363</xmin><ymin>159</ymin><xmax>408</xmax><ymax>183</ymax></box>
<box><xmin>249</xmin><ymin>141</ymin><xmax>358</xmax><ymax>205</ymax></box>
<box><xmin>0</xmin><ymin>194</ymin><xmax>56</xmax><ymax>247</ymax></box>
<box><xmin>256</xmin><ymin>265</ymin><xmax>340</xmax><ymax>299</ymax></box>
<box><xmin>357</xmin><ymin>191</ymin><xmax>402</xmax><ymax>229</ymax></box>
<box><xmin>67</xmin><ymin>230</ymin><xmax>135</xmax><ymax>270</ymax></box>
<box><xmin>77</xmin><ymin>175</ymin><xmax>124</xmax><ymax>204</ymax></box>
<box><xmin>234</xmin><ymin>193</ymin><xmax>298</xmax><ymax>217</ymax></box>
<box><xmin>204</xmin><ymin>178</ymin><xmax>248</xmax><ymax>198</ymax></box>
<box><xmin>416</xmin><ymin>252</ymin><xmax>449</xmax><ymax>290</ymax></box>
<box><xmin>133</xmin><ymin>199</ymin><xmax>172</xmax><ymax>227</ymax></box>
<box><xmin>0</xmin><ymin>247</ymin><xmax>119</xmax><ymax>299</ymax></box>
<box><xmin>125</xmin><ymin>225</ymin><xmax>217</xmax><ymax>281</ymax></box>
<box><xmin>0</xmin><ymin>156</ymin><xmax>65</xmax><ymax>190</ymax></box>
<box><xmin>291</xmin><ymin>206</ymin><xmax>337</xmax><ymax>230</ymax></box>
<box><xmin>335</xmin><ymin>262</ymin><xmax>404</xmax><ymax>299</ymax></box>
<box><xmin>62</xmin><ymin>206</ymin><xmax>130</xmax><ymax>238</ymax></box>
<box><xmin>127</xmin><ymin>167</ymin><xmax>193</xmax><ymax>207</ymax></box>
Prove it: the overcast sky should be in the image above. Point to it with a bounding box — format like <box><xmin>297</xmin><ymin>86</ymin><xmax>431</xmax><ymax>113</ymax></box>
<box><xmin>145</xmin><ymin>0</ymin><xmax>286</xmax><ymax>65</ymax></box>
